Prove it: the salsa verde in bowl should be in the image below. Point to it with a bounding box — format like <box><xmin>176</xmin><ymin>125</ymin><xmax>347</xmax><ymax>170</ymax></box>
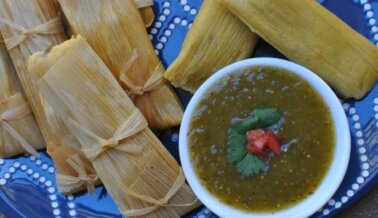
<box><xmin>179</xmin><ymin>58</ymin><xmax>350</xmax><ymax>218</ymax></box>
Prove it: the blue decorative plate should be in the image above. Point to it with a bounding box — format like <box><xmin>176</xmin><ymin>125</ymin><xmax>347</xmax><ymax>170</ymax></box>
<box><xmin>0</xmin><ymin>0</ymin><xmax>377</xmax><ymax>217</ymax></box>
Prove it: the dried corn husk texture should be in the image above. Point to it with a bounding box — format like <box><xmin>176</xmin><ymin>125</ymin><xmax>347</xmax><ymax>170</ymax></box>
<box><xmin>0</xmin><ymin>36</ymin><xmax>44</xmax><ymax>158</ymax></box>
<box><xmin>135</xmin><ymin>0</ymin><xmax>155</xmax><ymax>27</ymax></box>
<box><xmin>30</xmin><ymin>35</ymin><xmax>200</xmax><ymax>217</ymax></box>
<box><xmin>164</xmin><ymin>0</ymin><xmax>259</xmax><ymax>93</ymax></box>
<box><xmin>59</xmin><ymin>0</ymin><xmax>154</xmax><ymax>37</ymax></box>
<box><xmin>58</xmin><ymin>0</ymin><xmax>183</xmax><ymax>129</ymax></box>
<box><xmin>220</xmin><ymin>0</ymin><xmax>378</xmax><ymax>99</ymax></box>
<box><xmin>0</xmin><ymin>0</ymin><xmax>98</xmax><ymax>194</ymax></box>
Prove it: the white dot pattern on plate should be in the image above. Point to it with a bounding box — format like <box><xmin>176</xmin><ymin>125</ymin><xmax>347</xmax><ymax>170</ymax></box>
<box><xmin>69</xmin><ymin>210</ymin><xmax>77</xmax><ymax>217</ymax></box>
<box><xmin>352</xmin><ymin>183</ymin><xmax>360</xmax><ymax>190</ymax></box>
<box><xmin>8</xmin><ymin>167</ymin><xmax>15</xmax><ymax>173</ymax></box>
<box><xmin>328</xmin><ymin>199</ymin><xmax>336</xmax><ymax>206</ymax></box>
<box><xmin>50</xmin><ymin>195</ymin><xmax>57</xmax><ymax>201</ymax></box>
<box><xmin>33</xmin><ymin>172</ymin><xmax>40</xmax><ymax>179</ymax></box>
<box><xmin>48</xmin><ymin>187</ymin><xmax>56</xmax><ymax>194</ymax></box>
<box><xmin>48</xmin><ymin>167</ymin><xmax>55</xmax><ymax>174</ymax></box>
<box><xmin>39</xmin><ymin>176</ymin><xmax>46</xmax><ymax>183</ymax></box>
<box><xmin>347</xmin><ymin>189</ymin><xmax>354</xmax><ymax>197</ymax></box>
<box><xmin>335</xmin><ymin>202</ymin><xmax>342</xmax><ymax>209</ymax></box>
<box><xmin>149</xmin><ymin>1</ymin><xmax>197</xmax><ymax>53</ymax></box>
<box><xmin>13</xmin><ymin>162</ymin><xmax>20</xmax><ymax>168</ymax></box>
<box><xmin>66</xmin><ymin>195</ymin><xmax>77</xmax><ymax>217</ymax></box>
<box><xmin>36</xmin><ymin>159</ymin><xmax>42</xmax><ymax>166</ymax></box>
<box><xmin>0</xmin><ymin>156</ymin><xmax>62</xmax><ymax>217</ymax></box>
<box><xmin>51</xmin><ymin>202</ymin><xmax>59</xmax><ymax>208</ymax></box>
<box><xmin>323</xmin><ymin>102</ymin><xmax>368</xmax><ymax>215</ymax></box>
<box><xmin>0</xmin><ymin>179</ymin><xmax>6</xmax><ymax>185</ymax></box>
<box><xmin>45</xmin><ymin>180</ymin><xmax>53</xmax><ymax>187</ymax></box>
<box><xmin>362</xmin><ymin>170</ymin><xmax>370</xmax><ymax>177</ymax></box>
<box><xmin>357</xmin><ymin>176</ymin><xmax>365</xmax><ymax>184</ymax></box>
<box><xmin>20</xmin><ymin>164</ymin><xmax>27</xmax><ymax>171</ymax></box>
<box><xmin>341</xmin><ymin>196</ymin><xmax>349</xmax><ymax>203</ymax></box>
<box><xmin>321</xmin><ymin>5</ymin><xmax>377</xmax><ymax>208</ymax></box>
<box><xmin>53</xmin><ymin>209</ymin><xmax>61</xmax><ymax>216</ymax></box>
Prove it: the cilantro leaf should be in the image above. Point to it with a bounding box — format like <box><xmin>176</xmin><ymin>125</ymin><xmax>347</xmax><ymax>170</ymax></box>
<box><xmin>227</xmin><ymin>107</ymin><xmax>281</xmax><ymax>178</ymax></box>
<box><xmin>234</xmin><ymin>108</ymin><xmax>281</xmax><ymax>134</ymax></box>
<box><xmin>236</xmin><ymin>153</ymin><xmax>265</xmax><ymax>177</ymax></box>
<box><xmin>234</xmin><ymin>116</ymin><xmax>259</xmax><ymax>134</ymax></box>
<box><xmin>252</xmin><ymin>108</ymin><xmax>281</xmax><ymax>128</ymax></box>
<box><xmin>227</xmin><ymin>129</ymin><xmax>246</xmax><ymax>149</ymax></box>
<box><xmin>227</xmin><ymin>129</ymin><xmax>247</xmax><ymax>163</ymax></box>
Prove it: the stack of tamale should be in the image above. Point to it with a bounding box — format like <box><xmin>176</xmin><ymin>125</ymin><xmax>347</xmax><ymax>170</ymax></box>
<box><xmin>29</xmin><ymin>35</ymin><xmax>200</xmax><ymax>217</ymax></box>
<box><xmin>0</xmin><ymin>35</ymin><xmax>44</xmax><ymax>158</ymax></box>
<box><xmin>164</xmin><ymin>0</ymin><xmax>259</xmax><ymax>93</ymax></box>
<box><xmin>0</xmin><ymin>0</ymin><xmax>98</xmax><ymax>194</ymax></box>
<box><xmin>219</xmin><ymin>0</ymin><xmax>378</xmax><ymax>99</ymax></box>
<box><xmin>58</xmin><ymin>0</ymin><xmax>183</xmax><ymax>129</ymax></box>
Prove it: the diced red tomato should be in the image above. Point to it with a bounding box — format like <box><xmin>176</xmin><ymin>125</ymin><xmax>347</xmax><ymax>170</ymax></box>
<box><xmin>246</xmin><ymin>144</ymin><xmax>266</xmax><ymax>156</ymax></box>
<box><xmin>246</xmin><ymin>129</ymin><xmax>281</xmax><ymax>156</ymax></box>
<box><xmin>264</xmin><ymin>130</ymin><xmax>281</xmax><ymax>155</ymax></box>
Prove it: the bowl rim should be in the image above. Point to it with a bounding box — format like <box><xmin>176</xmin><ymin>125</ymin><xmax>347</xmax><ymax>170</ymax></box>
<box><xmin>179</xmin><ymin>58</ymin><xmax>351</xmax><ymax>218</ymax></box>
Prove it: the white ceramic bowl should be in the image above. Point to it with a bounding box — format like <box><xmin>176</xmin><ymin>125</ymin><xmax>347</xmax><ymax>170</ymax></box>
<box><xmin>179</xmin><ymin>58</ymin><xmax>351</xmax><ymax>218</ymax></box>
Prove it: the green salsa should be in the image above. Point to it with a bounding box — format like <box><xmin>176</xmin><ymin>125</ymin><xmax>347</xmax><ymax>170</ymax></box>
<box><xmin>188</xmin><ymin>67</ymin><xmax>335</xmax><ymax>212</ymax></box>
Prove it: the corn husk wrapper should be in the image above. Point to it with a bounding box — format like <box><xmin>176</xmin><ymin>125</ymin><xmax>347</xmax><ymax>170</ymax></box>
<box><xmin>59</xmin><ymin>0</ymin><xmax>154</xmax><ymax>37</ymax></box>
<box><xmin>29</xmin><ymin>35</ymin><xmax>200</xmax><ymax>217</ymax></box>
<box><xmin>0</xmin><ymin>36</ymin><xmax>45</xmax><ymax>158</ymax></box>
<box><xmin>0</xmin><ymin>0</ymin><xmax>98</xmax><ymax>194</ymax></box>
<box><xmin>164</xmin><ymin>0</ymin><xmax>259</xmax><ymax>93</ymax></box>
<box><xmin>219</xmin><ymin>0</ymin><xmax>378</xmax><ymax>99</ymax></box>
<box><xmin>58</xmin><ymin>0</ymin><xmax>183</xmax><ymax>130</ymax></box>
<box><xmin>135</xmin><ymin>0</ymin><xmax>155</xmax><ymax>27</ymax></box>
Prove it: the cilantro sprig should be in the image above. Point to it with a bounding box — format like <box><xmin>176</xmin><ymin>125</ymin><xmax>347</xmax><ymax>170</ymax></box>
<box><xmin>227</xmin><ymin>108</ymin><xmax>282</xmax><ymax>177</ymax></box>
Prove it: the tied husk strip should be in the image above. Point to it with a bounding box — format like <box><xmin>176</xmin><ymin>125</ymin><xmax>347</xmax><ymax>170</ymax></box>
<box><xmin>0</xmin><ymin>95</ymin><xmax>39</xmax><ymax>157</ymax></box>
<box><xmin>122</xmin><ymin>156</ymin><xmax>197</xmax><ymax>217</ymax></box>
<box><xmin>0</xmin><ymin>0</ymin><xmax>98</xmax><ymax>194</ymax></box>
<box><xmin>164</xmin><ymin>0</ymin><xmax>259</xmax><ymax>93</ymax></box>
<box><xmin>30</xmin><ymin>35</ymin><xmax>200</xmax><ymax>217</ymax></box>
<box><xmin>69</xmin><ymin>109</ymin><xmax>147</xmax><ymax>162</ymax></box>
<box><xmin>58</xmin><ymin>0</ymin><xmax>183</xmax><ymax>129</ymax></box>
<box><xmin>119</xmin><ymin>50</ymin><xmax>165</xmax><ymax>99</ymax></box>
<box><xmin>0</xmin><ymin>35</ymin><xmax>44</xmax><ymax>158</ymax></box>
<box><xmin>49</xmin><ymin>145</ymin><xmax>100</xmax><ymax>195</ymax></box>
<box><xmin>135</xmin><ymin>0</ymin><xmax>155</xmax><ymax>27</ymax></box>
<box><xmin>219</xmin><ymin>0</ymin><xmax>378</xmax><ymax>99</ymax></box>
<box><xmin>0</xmin><ymin>16</ymin><xmax>64</xmax><ymax>51</ymax></box>
<box><xmin>56</xmin><ymin>154</ymin><xmax>99</xmax><ymax>195</ymax></box>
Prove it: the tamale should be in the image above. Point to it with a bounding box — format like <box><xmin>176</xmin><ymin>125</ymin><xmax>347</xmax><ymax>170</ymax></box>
<box><xmin>59</xmin><ymin>0</ymin><xmax>154</xmax><ymax>37</ymax></box>
<box><xmin>164</xmin><ymin>0</ymin><xmax>259</xmax><ymax>92</ymax></box>
<box><xmin>135</xmin><ymin>0</ymin><xmax>155</xmax><ymax>27</ymax></box>
<box><xmin>29</xmin><ymin>35</ymin><xmax>200</xmax><ymax>217</ymax></box>
<box><xmin>0</xmin><ymin>36</ymin><xmax>44</xmax><ymax>157</ymax></box>
<box><xmin>219</xmin><ymin>0</ymin><xmax>378</xmax><ymax>99</ymax></box>
<box><xmin>58</xmin><ymin>0</ymin><xmax>183</xmax><ymax>129</ymax></box>
<box><xmin>0</xmin><ymin>0</ymin><xmax>98</xmax><ymax>194</ymax></box>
